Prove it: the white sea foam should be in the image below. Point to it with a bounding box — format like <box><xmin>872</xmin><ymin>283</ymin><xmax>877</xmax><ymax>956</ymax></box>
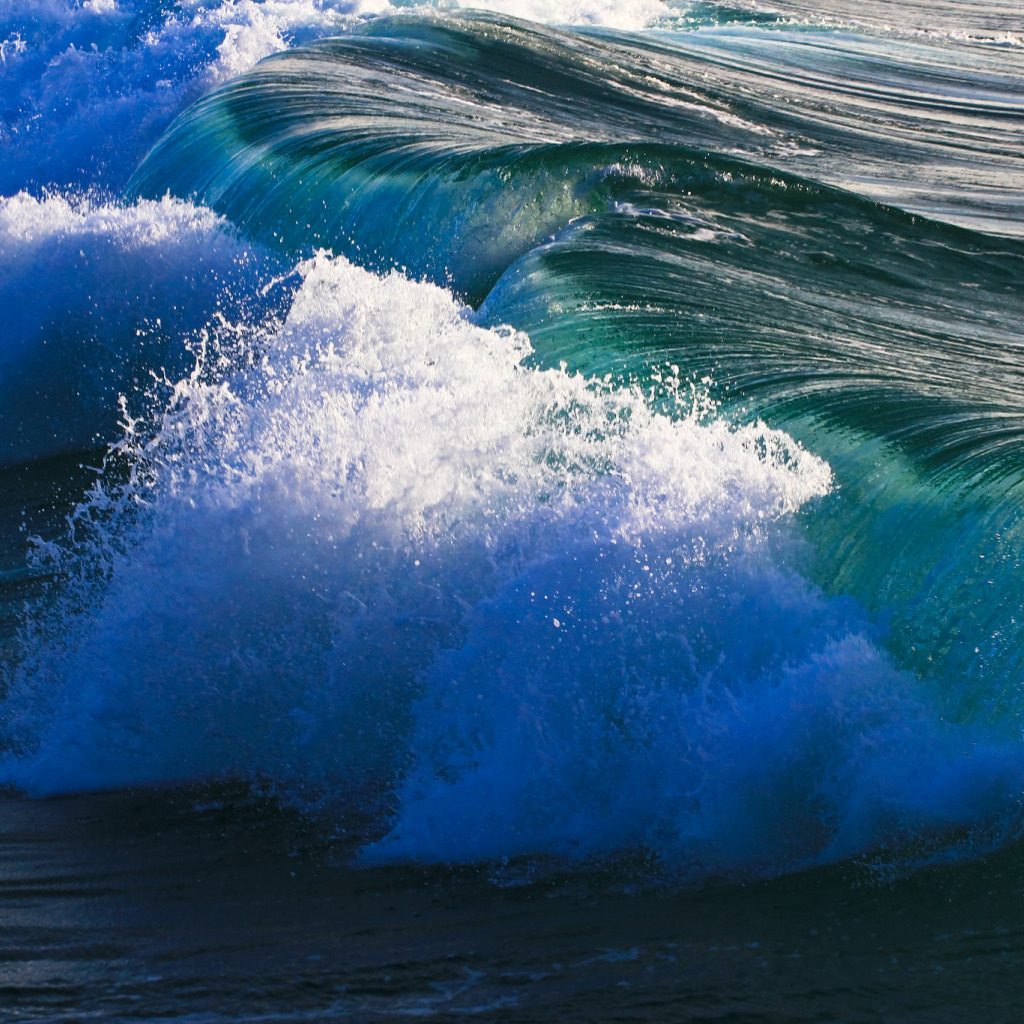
<box><xmin>0</xmin><ymin>1</ymin><xmax>385</xmax><ymax>193</ymax></box>
<box><xmin>426</xmin><ymin>0</ymin><xmax>672</xmax><ymax>30</ymax></box>
<box><xmin>4</xmin><ymin>250</ymin><xmax>1022</xmax><ymax>877</ymax></box>
<box><xmin>0</xmin><ymin>192</ymin><xmax>284</xmax><ymax>465</ymax></box>
<box><xmin>0</xmin><ymin>251</ymin><xmax>824</xmax><ymax>806</ymax></box>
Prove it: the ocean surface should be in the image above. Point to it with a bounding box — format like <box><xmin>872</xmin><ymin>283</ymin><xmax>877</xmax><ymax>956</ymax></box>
<box><xmin>3</xmin><ymin>0</ymin><xmax>1024</xmax><ymax>1018</ymax></box>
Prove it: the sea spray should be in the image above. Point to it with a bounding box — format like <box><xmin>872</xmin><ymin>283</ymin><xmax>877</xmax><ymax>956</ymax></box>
<box><xmin>4</xmin><ymin>251</ymin><xmax>1023</xmax><ymax>877</ymax></box>
<box><xmin>0</xmin><ymin>251</ymin><xmax>822</xmax><ymax>809</ymax></box>
<box><xmin>0</xmin><ymin>192</ymin><xmax>289</xmax><ymax>465</ymax></box>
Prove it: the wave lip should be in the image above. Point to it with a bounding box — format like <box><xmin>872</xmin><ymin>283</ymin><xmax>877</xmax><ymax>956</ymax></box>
<box><xmin>125</xmin><ymin>12</ymin><xmax>787</xmax><ymax>301</ymax></box>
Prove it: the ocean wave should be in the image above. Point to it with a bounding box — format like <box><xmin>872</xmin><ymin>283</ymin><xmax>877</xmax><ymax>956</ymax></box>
<box><xmin>0</xmin><ymin>0</ymin><xmax>678</xmax><ymax>195</ymax></box>
<box><xmin>7</xmin><ymin>252</ymin><xmax>1021</xmax><ymax>879</ymax></box>
<box><xmin>4</xmin><ymin>2</ymin><xmax>1024</xmax><ymax>883</ymax></box>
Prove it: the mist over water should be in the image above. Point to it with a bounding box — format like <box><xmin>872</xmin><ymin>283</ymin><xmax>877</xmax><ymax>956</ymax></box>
<box><xmin>3</xmin><ymin>0</ymin><xmax>1024</xmax><ymax>890</ymax></box>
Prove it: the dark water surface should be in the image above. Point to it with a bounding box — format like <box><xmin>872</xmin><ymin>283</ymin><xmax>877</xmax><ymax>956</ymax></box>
<box><xmin>5</xmin><ymin>788</ymin><xmax>1024</xmax><ymax>1022</ymax></box>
